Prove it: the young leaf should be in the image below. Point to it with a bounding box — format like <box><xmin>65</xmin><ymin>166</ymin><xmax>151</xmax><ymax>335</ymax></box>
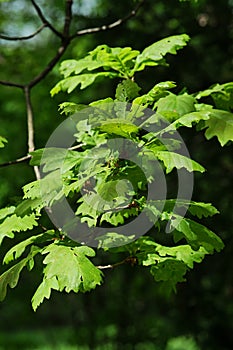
<box><xmin>133</xmin><ymin>81</ymin><xmax>176</xmax><ymax>107</ymax></box>
<box><xmin>166</xmin><ymin>214</ymin><xmax>224</xmax><ymax>252</ymax></box>
<box><xmin>0</xmin><ymin>258</ymin><xmax>30</xmax><ymax>302</ymax></box>
<box><xmin>98</xmin><ymin>119</ymin><xmax>139</xmax><ymax>137</ymax></box>
<box><xmin>0</xmin><ymin>136</ymin><xmax>7</xmax><ymax>148</ymax></box>
<box><xmin>0</xmin><ymin>247</ymin><xmax>40</xmax><ymax>302</ymax></box>
<box><xmin>115</xmin><ymin>80</ymin><xmax>141</xmax><ymax>102</ymax></box>
<box><xmin>32</xmin><ymin>244</ymin><xmax>103</xmax><ymax>310</ymax></box>
<box><xmin>158</xmin><ymin>111</ymin><xmax>210</xmax><ymax>135</ymax></box>
<box><xmin>0</xmin><ymin>206</ymin><xmax>15</xmax><ymax>220</ymax></box>
<box><xmin>204</xmin><ymin>110</ymin><xmax>233</xmax><ymax>146</ymax></box>
<box><xmin>3</xmin><ymin>230</ymin><xmax>55</xmax><ymax>264</ymax></box>
<box><xmin>133</xmin><ymin>34</ymin><xmax>190</xmax><ymax>73</ymax></box>
<box><xmin>0</xmin><ymin>214</ymin><xmax>38</xmax><ymax>245</ymax></box>
<box><xmin>161</xmin><ymin>199</ymin><xmax>219</xmax><ymax>218</ymax></box>
<box><xmin>150</xmin><ymin>259</ymin><xmax>187</xmax><ymax>293</ymax></box>
<box><xmin>156</xmin><ymin>93</ymin><xmax>196</xmax><ymax>118</ymax></box>
<box><xmin>51</xmin><ymin>72</ymin><xmax>117</xmax><ymax>96</ymax></box>
<box><xmin>31</xmin><ymin>276</ymin><xmax>60</xmax><ymax>311</ymax></box>
<box><xmin>156</xmin><ymin>151</ymin><xmax>205</xmax><ymax>173</ymax></box>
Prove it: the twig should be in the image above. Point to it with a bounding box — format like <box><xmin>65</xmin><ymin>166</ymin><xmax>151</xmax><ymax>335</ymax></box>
<box><xmin>0</xmin><ymin>80</ymin><xmax>24</xmax><ymax>89</ymax></box>
<box><xmin>70</xmin><ymin>0</ymin><xmax>144</xmax><ymax>38</ymax></box>
<box><xmin>0</xmin><ymin>144</ymin><xmax>85</xmax><ymax>168</ymax></box>
<box><xmin>0</xmin><ymin>24</ymin><xmax>46</xmax><ymax>41</ymax></box>
<box><xmin>24</xmin><ymin>86</ymin><xmax>40</xmax><ymax>179</ymax></box>
<box><xmin>30</xmin><ymin>0</ymin><xmax>63</xmax><ymax>38</ymax></box>
<box><xmin>0</xmin><ymin>155</ymin><xmax>31</xmax><ymax>168</ymax></box>
<box><xmin>97</xmin><ymin>258</ymin><xmax>128</xmax><ymax>270</ymax></box>
<box><xmin>28</xmin><ymin>44</ymin><xmax>68</xmax><ymax>88</ymax></box>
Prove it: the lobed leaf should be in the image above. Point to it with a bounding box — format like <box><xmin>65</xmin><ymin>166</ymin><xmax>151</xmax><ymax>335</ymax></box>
<box><xmin>156</xmin><ymin>93</ymin><xmax>196</xmax><ymax>118</ymax></box>
<box><xmin>204</xmin><ymin>110</ymin><xmax>233</xmax><ymax>146</ymax></box>
<box><xmin>164</xmin><ymin>214</ymin><xmax>224</xmax><ymax>252</ymax></box>
<box><xmin>0</xmin><ymin>247</ymin><xmax>40</xmax><ymax>302</ymax></box>
<box><xmin>133</xmin><ymin>34</ymin><xmax>190</xmax><ymax>72</ymax></box>
<box><xmin>0</xmin><ymin>214</ymin><xmax>38</xmax><ymax>245</ymax></box>
<box><xmin>0</xmin><ymin>206</ymin><xmax>15</xmax><ymax>220</ymax></box>
<box><xmin>156</xmin><ymin>151</ymin><xmax>205</xmax><ymax>173</ymax></box>
<box><xmin>3</xmin><ymin>230</ymin><xmax>55</xmax><ymax>264</ymax></box>
<box><xmin>50</xmin><ymin>72</ymin><xmax>116</xmax><ymax>96</ymax></box>
<box><xmin>31</xmin><ymin>244</ymin><xmax>103</xmax><ymax>311</ymax></box>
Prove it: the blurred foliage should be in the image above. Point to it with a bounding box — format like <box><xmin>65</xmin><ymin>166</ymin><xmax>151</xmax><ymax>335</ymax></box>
<box><xmin>0</xmin><ymin>0</ymin><xmax>233</xmax><ymax>349</ymax></box>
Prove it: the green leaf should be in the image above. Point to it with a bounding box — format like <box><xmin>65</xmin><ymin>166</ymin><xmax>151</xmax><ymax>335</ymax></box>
<box><xmin>135</xmin><ymin>236</ymin><xmax>207</xmax><ymax>269</ymax></box>
<box><xmin>97</xmin><ymin>179</ymin><xmax>131</xmax><ymax>202</ymax></box>
<box><xmin>161</xmin><ymin>199</ymin><xmax>219</xmax><ymax>218</ymax></box>
<box><xmin>158</xmin><ymin>111</ymin><xmax>210</xmax><ymax>134</ymax></box>
<box><xmin>97</xmin><ymin>232</ymin><xmax>135</xmax><ymax>249</ymax></box>
<box><xmin>204</xmin><ymin>110</ymin><xmax>233</xmax><ymax>146</ymax></box>
<box><xmin>3</xmin><ymin>230</ymin><xmax>55</xmax><ymax>264</ymax></box>
<box><xmin>0</xmin><ymin>214</ymin><xmax>38</xmax><ymax>245</ymax></box>
<box><xmin>134</xmin><ymin>34</ymin><xmax>190</xmax><ymax>72</ymax></box>
<box><xmin>156</xmin><ymin>151</ymin><xmax>205</xmax><ymax>173</ymax></box>
<box><xmin>115</xmin><ymin>80</ymin><xmax>141</xmax><ymax>102</ymax></box>
<box><xmin>0</xmin><ymin>206</ymin><xmax>15</xmax><ymax>220</ymax></box>
<box><xmin>24</xmin><ymin>171</ymin><xmax>64</xmax><ymax>206</ymax></box>
<box><xmin>0</xmin><ymin>247</ymin><xmax>40</xmax><ymax>302</ymax></box>
<box><xmin>98</xmin><ymin>119</ymin><xmax>139</xmax><ymax>137</ymax></box>
<box><xmin>50</xmin><ymin>72</ymin><xmax>116</xmax><ymax>96</ymax></box>
<box><xmin>156</xmin><ymin>93</ymin><xmax>196</xmax><ymax>118</ymax></box>
<box><xmin>34</xmin><ymin>148</ymin><xmax>82</xmax><ymax>173</ymax></box>
<box><xmin>196</xmin><ymin>82</ymin><xmax>233</xmax><ymax>111</ymax></box>
<box><xmin>187</xmin><ymin>201</ymin><xmax>219</xmax><ymax>218</ymax></box>
<box><xmin>31</xmin><ymin>244</ymin><xmax>103</xmax><ymax>310</ymax></box>
<box><xmin>166</xmin><ymin>215</ymin><xmax>224</xmax><ymax>252</ymax></box>
<box><xmin>23</xmin><ymin>180</ymin><xmax>41</xmax><ymax>200</ymax></box>
<box><xmin>58</xmin><ymin>102</ymin><xmax>87</xmax><ymax>116</ymax></box>
<box><xmin>150</xmin><ymin>259</ymin><xmax>187</xmax><ymax>293</ymax></box>
<box><xmin>15</xmin><ymin>198</ymin><xmax>43</xmax><ymax>216</ymax></box>
<box><xmin>31</xmin><ymin>276</ymin><xmax>59</xmax><ymax>311</ymax></box>
<box><xmin>0</xmin><ymin>258</ymin><xmax>30</xmax><ymax>302</ymax></box>
<box><xmin>0</xmin><ymin>136</ymin><xmax>7</xmax><ymax>148</ymax></box>
<box><xmin>133</xmin><ymin>81</ymin><xmax>176</xmax><ymax>107</ymax></box>
<box><xmin>59</xmin><ymin>57</ymin><xmax>105</xmax><ymax>77</ymax></box>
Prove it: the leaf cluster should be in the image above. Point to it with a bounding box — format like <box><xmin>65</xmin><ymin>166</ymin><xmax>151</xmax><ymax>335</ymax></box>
<box><xmin>1</xmin><ymin>34</ymin><xmax>232</xmax><ymax>310</ymax></box>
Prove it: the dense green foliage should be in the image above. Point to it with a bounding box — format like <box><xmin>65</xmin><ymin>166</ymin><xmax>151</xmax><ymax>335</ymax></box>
<box><xmin>1</xmin><ymin>33</ymin><xmax>232</xmax><ymax>312</ymax></box>
<box><xmin>0</xmin><ymin>1</ymin><xmax>233</xmax><ymax>349</ymax></box>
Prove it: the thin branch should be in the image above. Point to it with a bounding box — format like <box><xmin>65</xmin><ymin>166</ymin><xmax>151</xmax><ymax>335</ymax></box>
<box><xmin>0</xmin><ymin>155</ymin><xmax>31</xmax><ymax>168</ymax></box>
<box><xmin>63</xmin><ymin>0</ymin><xmax>73</xmax><ymax>38</ymax></box>
<box><xmin>30</xmin><ymin>0</ymin><xmax>63</xmax><ymax>38</ymax></box>
<box><xmin>0</xmin><ymin>80</ymin><xmax>24</xmax><ymax>89</ymax></box>
<box><xmin>97</xmin><ymin>259</ymin><xmax>128</xmax><ymax>270</ymax></box>
<box><xmin>70</xmin><ymin>0</ymin><xmax>144</xmax><ymax>39</ymax></box>
<box><xmin>0</xmin><ymin>144</ymin><xmax>84</xmax><ymax>168</ymax></box>
<box><xmin>28</xmin><ymin>44</ymin><xmax>68</xmax><ymax>88</ymax></box>
<box><xmin>0</xmin><ymin>24</ymin><xmax>46</xmax><ymax>41</ymax></box>
<box><xmin>97</xmin><ymin>257</ymin><xmax>137</xmax><ymax>270</ymax></box>
<box><xmin>24</xmin><ymin>86</ymin><xmax>40</xmax><ymax>179</ymax></box>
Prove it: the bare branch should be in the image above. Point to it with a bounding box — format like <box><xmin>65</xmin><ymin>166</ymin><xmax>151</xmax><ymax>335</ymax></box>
<box><xmin>28</xmin><ymin>44</ymin><xmax>68</xmax><ymax>88</ymax></box>
<box><xmin>70</xmin><ymin>0</ymin><xmax>144</xmax><ymax>38</ymax></box>
<box><xmin>97</xmin><ymin>259</ymin><xmax>127</xmax><ymax>270</ymax></box>
<box><xmin>0</xmin><ymin>80</ymin><xmax>24</xmax><ymax>89</ymax></box>
<box><xmin>0</xmin><ymin>24</ymin><xmax>46</xmax><ymax>41</ymax></box>
<box><xmin>63</xmin><ymin>0</ymin><xmax>73</xmax><ymax>38</ymax></box>
<box><xmin>24</xmin><ymin>86</ymin><xmax>40</xmax><ymax>179</ymax></box>
<box><xmin>0</xmin><ymin>155</ymin><xmax>31</xmax><ymax>168</ymax></box>
<box><xmin>97</xmin><ymin>257</ymin><xmax>137</xmax><ymax>270</ymax></box>
<box><xmin>30</xmin><ymin>0</ymin><xmax>63</xmax><ymax>38</ymax></box>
